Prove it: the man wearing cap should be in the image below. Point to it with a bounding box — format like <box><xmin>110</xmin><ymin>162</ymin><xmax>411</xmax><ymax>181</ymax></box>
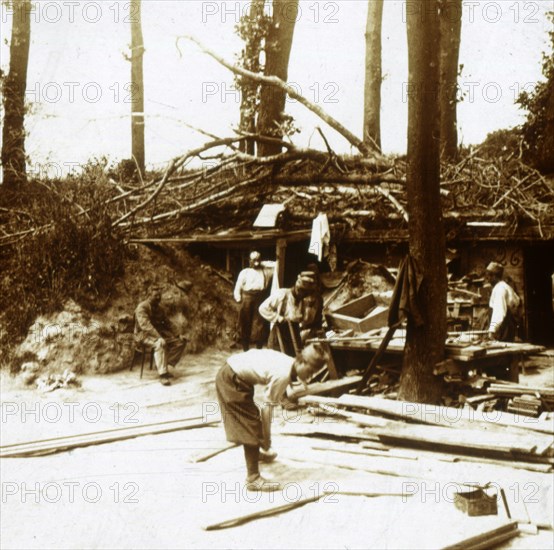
<box><xmin>485</xmin><ymin>262</ymin><xmax>521</xmax><ymax>342</ymax></box>
<box><xmin>134</xmin><ymin>284</ymin><xmax>187</xmax><ymax>386</ymax></box>
<box><xmin>258</xmin><ymin>271</ymin><xmax>317</xmax><ymax>355</ymax></box>
<box><xmin>301</xmin><ymin>263</ymin><xmax>325</xmax><ymax>341</ymax></box>
<box><xmin>234</xmin><ymin>251</ymin><xmax>275</xmax><ymax>351</ymax></box>
<box><xmin>215</xmin><ymin>342</ymin><xmax>328</xmax><ymax>491</ymax></box>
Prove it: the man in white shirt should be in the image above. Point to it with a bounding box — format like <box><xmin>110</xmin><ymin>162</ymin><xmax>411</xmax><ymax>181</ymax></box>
<box><xmin>485</xmin><ymin>262</ymin><xmax>520</xmax><ymax>342</ymax></box>
<box><xmin>234</xmin><ymin>251</ymin><xmax>275</xmax><ymax>351</ymax></box>
<box><xmin>215</xmin><ymin>343</ymin><xmax>328</xmax><ymax>492</ymax></box>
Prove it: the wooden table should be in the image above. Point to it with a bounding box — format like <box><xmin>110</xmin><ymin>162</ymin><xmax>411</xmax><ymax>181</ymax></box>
<box><xmin>322</xmin><ymin>336</ymin><xmax>544</xmax><ymax>383</ymax></box>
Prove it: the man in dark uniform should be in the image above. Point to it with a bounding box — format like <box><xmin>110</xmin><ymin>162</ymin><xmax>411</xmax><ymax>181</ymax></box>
<box><xmin>134</xmin><ymin>284</ymin><xmax>186</xmax><ymax>386</ymax></box>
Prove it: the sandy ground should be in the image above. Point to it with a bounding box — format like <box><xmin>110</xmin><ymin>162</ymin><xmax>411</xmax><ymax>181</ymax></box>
<box><xmin>1</xmin><ymin>349</ymin><xmax>553</xmax><ymax>549</ymax></box>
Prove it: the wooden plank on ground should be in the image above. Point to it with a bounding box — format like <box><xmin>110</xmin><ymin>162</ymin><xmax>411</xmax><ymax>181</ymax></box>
<box><xmin>278</xmin><ymin>421</ymin><xmax>379</xmax><ymax>442</ymax></box>
<box><xmin>442</xmin><ymin>521</ymin><xmax>519</xmax><ymax>550</ymax></box>
<box><xmin>337</xmin><ymin>395</ymin><xmax>554</xmax><ymax>435</ymax></box>
<box><xmin>204</xmin><ymin>494</ymin><xmax>322</xmax><ymax>530</ymax></box>
<box><xmin>370</xmin><ymin>423</ymin><xmax>551</xmax><ymax>461</ymax></box>
<box><xmin>0</xmin><ymin>416</ymin><xmax>220</xmax><ymax>458</ymax></box>
<box><xmin>203</xmin><ymin>490</ymin><xmax>412</xmax><ymax>531</ymax></box>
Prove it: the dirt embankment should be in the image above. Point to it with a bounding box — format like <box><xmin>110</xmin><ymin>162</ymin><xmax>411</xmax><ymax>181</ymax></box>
<box><xmin>11</xmin><ymin>245</ymin><xmax>238</xmax><ymax>384</ymax></box>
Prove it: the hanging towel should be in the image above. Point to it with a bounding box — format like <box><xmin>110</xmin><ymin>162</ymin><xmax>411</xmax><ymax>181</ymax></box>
<box><xmin>308</xmin><ymin>213</ymin><xmax>330</xmax><ymax>262</ymax></box>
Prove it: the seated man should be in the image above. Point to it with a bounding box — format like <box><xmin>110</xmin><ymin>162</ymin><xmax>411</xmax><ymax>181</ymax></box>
<box><xmin>134</xmin><ymin>284</ymin><xmax>186</xmax><ymax>386</ymax></box>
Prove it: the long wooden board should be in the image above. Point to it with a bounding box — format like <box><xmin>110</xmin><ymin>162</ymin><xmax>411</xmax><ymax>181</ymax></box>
<box><xmin>0</xmin><ymin>416</ymin><xmax>220</xmax><ymax>458</ymax></box>
<box><xmin>288</xmin><ymin>375</ymin><xmax>362</xmax><ymax>400</ymax></box>
<box><xmin>204</xmin><ymin>494</ymin><xmax>322</xmax><ymax>530</ymax></box>
<box><xmin>337</xmin><ymin>395</ymin><xmax>554</xmax><ymax>435</ymax></box>
<box><xmin>369</xmin><ymin>423</ymin><xmax>553</xmax><ymax>462</ymax></box>
<box><xmin>442</xmin><ymin>521</ymin><xmax>519</xmax><ymax>550</ymax></box>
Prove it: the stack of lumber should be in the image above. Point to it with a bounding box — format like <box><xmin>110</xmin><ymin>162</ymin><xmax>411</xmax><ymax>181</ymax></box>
<box><xmin>488</xmin><ymin>382</ymin><xmax>554</xmax><ymax>411</ymax></box>
<box><xmin>297</xmin><ymin>394</ymin><xmax>554</xmax><ymax>466</ymax></box>
<box><xmin>507</xmin><ymin>395</ymin><xmax>543</xmax><ymax>417</ymax></box>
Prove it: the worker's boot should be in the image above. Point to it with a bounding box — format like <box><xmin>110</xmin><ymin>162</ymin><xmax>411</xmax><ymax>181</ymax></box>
<box><xmin>245</xmin><ymin>474</ymin><xmax>281</xmax><ymax>492</ymax></box>
<box><xmin>159</xmin><ymin>373</ymin><xmax>171</xmax><ymax>386</ymax></box>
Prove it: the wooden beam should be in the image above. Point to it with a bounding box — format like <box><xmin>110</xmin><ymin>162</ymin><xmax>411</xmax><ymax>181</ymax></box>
<box><xmin>336</xmin><ymin>395</ymin><xmax>554</xmax><ymax>435</ymax></box>
<box><xmin>275</xmin><ymin>237</ymin><xmax>286</xmax><ymax>287</ymax></box>
<box><xmin>0</xmin><ymin>416</ymin><xmax>219</xmax><ymax>458</ymax></box>
<box><xmin>442</xmin><ymin>521</ymin><xmax>519</xmax><ymax>550</ymax></box>
<box><xmin>288</xmin><ymin>375</ymin><xmax>362</xmax><ymax>400</ymax></box>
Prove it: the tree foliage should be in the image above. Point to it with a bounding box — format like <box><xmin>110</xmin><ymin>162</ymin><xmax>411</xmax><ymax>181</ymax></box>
<box><xmin>517</xmin><ymin>10</ymin><xmax>554</xmax><ymax>173</ymax></box>
<box><xmin>235</xmin><ymin>0</ymin><xmax>271</xmax><ymax>152</ymax></box>
<box><xmin>0</xmin><ymin>161</ymin><xmax>127</xmax><ymax>354</ymax></box>
<box><xmin>233</xmin><ymin>0</ymin><xmax>300</xmax><ymax>156</ymax></box>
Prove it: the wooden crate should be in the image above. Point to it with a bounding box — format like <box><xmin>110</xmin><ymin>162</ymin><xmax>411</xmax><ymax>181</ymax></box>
<box><xmin>326</xmin><ymin>293</ymin><xmax>389</xmax><ymax>333</ymax></box>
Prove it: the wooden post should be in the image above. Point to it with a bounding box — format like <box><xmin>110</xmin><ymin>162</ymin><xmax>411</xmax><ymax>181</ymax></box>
<box><xmin>225</xmin><ymin>249</ymin><xmax>231</xmax><ymax>273</ymax></box>
<box><xmin>275</xmin><ymin>238</ymin><xmax>287</xmax><ymax>287</ymax></box>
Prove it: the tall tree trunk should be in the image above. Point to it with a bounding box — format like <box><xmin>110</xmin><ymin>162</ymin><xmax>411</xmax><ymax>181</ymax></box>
<box><xmin>131</xmin><ymin>0</ymin><xmax>145</xmax><ymax>177</ymax></box>
<box><xmin>439</xmin><ymin>0</ymin><xmax>462</xmax><ymax>161</ymax></box>
<box><xmin>238</xmin><ymin>0</ymin><xmax>265</xmax><ymax>156</ymax></box>
<box><xmin>363</xmin><ymin>0</ymin><xmax>384</xmax><ymax>151</ymax></box>
<box><xmin>399</xmin><ymin>0</ymin><xmax>447</xmax><ymax>404</ymax></box>
<box><xmin>257</xmin><ymin>0</ymin><xmax>298</xmax><ymax>156</ymax></box>
<box><xmin>1</xmin><ymin>0</ymin><xmax>31</xmax><ymax>190</ymax></box>
<box><xmin>536</xmin><ymin>82</ymin><xmax>554</xmax><ymax>172</ymax></box>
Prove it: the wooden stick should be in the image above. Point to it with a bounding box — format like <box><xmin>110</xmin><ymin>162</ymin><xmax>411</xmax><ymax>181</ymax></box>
<box><xmin>203</xmin><ymin>490</ymin><xmax>410</xmax><ymax>530</ymax></box>
<box><xmin>177</xmin><ymin>35</ymin><xmax>374</xmax><ymax>156</ymax></box>
<box><xmin>191</xmin><ymin>443</ymin><xmax>238</xmax><ymax>463</ymax></box>
<box><xmin>374</xmin><ymin>185</ymin><xmax>409</xmax><ymax>222</ymax></box>
<box><xmin>1</xmin><ymin>417</ymin><xmax>219</xmax><ymax>458</ymax></box>
<box><xmin>203</xmin><ymin>494</ymin><xmax>322</xmax><ymax>530</ymax></box>
<box><xmin>356</xmin><ymin>324</ymin><xmax>400</xmax><ymax>394</ymax></box>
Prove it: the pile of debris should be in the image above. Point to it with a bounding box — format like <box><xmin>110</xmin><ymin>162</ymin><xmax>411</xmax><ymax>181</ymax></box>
<box><xmin>248</xmin><ymin>389</ymin><xmax>554</xmax><ymax>543</ymax></box>
<box><xmin>11</xmin><ymin>246</ymin><xmax>238</xmax><ymax>379</ymax></box>
<box><xmin>322</xmin><ymin>259</ymin><xmax>395</xmax><ymax>311</ymax></box>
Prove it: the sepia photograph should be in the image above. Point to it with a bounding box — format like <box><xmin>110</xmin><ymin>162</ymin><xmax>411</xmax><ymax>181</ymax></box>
<box><xmin>1</xmin><ymin>1</ymin><xmax>553</xmax><ymax>548</ymax></box>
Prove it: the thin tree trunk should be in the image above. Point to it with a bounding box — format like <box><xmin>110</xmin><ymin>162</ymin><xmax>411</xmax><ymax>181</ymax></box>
<box><xmin>439</xmin><ymin>0</ymin><xmax>462</xmax><ymax>161</ymax></box>
<box><xmin>131</xmin><ymin>0</ymin><xmax>145</xmax><ymax>176</ymax></box>
<box><xmin>257</xmin><ymin>0</ymin><xmax>299</xmax><ymax>156</ymax></box>
<box><xmin>363</xmin><ymin>0</ymin><xmax>384</xmax><ymax>151</ymax></box>
<box><xmin>536</xmin><ymin>82</ymin><xmax>554</xmax><ymax>172</ymax></box>
<box><xmin>2</xmin><ymin>0</ymin><xmax>31</xmax><ymax>190</ymax></box>
<box><xmin>239</xmin><ymin>0</ymin><xmax>265</xmax><ymax>156</ymax></box>
<box><xmin>399</xmin><ymin>0</ymin><xmax>447</xmax><ymax>404</ymax></box>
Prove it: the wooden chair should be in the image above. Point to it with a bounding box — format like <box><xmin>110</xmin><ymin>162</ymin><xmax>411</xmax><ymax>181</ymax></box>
<box><xmin>130</xmin><ymin>343</ymin><xmax>155</xmax><ymax>379</ymax></box>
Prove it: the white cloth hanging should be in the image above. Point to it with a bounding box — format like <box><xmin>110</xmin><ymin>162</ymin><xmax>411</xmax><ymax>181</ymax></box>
<box><xmin>308</xmin><ymin>213</ymin><xmax>330</xmax><ymax>261</ymax></box>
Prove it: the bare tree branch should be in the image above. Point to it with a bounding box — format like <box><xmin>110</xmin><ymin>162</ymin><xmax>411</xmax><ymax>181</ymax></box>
<box><xmin>176</xmin><ymin>34</ymin><xmax>377</xmax><ymax>157</ymax></box>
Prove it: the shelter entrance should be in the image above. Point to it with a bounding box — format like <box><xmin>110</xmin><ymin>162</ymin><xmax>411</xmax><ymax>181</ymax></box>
<box><xmin>523</xmin><ymin>243</ymin><xmax>554</xmax><ymax>345</ymax></box>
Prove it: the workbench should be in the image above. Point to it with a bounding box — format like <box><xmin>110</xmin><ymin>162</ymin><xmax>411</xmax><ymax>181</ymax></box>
<box><xmin>319</xmin><ymin>333</ymin><xmax>544</xmax><ymax>383</ymax></box>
